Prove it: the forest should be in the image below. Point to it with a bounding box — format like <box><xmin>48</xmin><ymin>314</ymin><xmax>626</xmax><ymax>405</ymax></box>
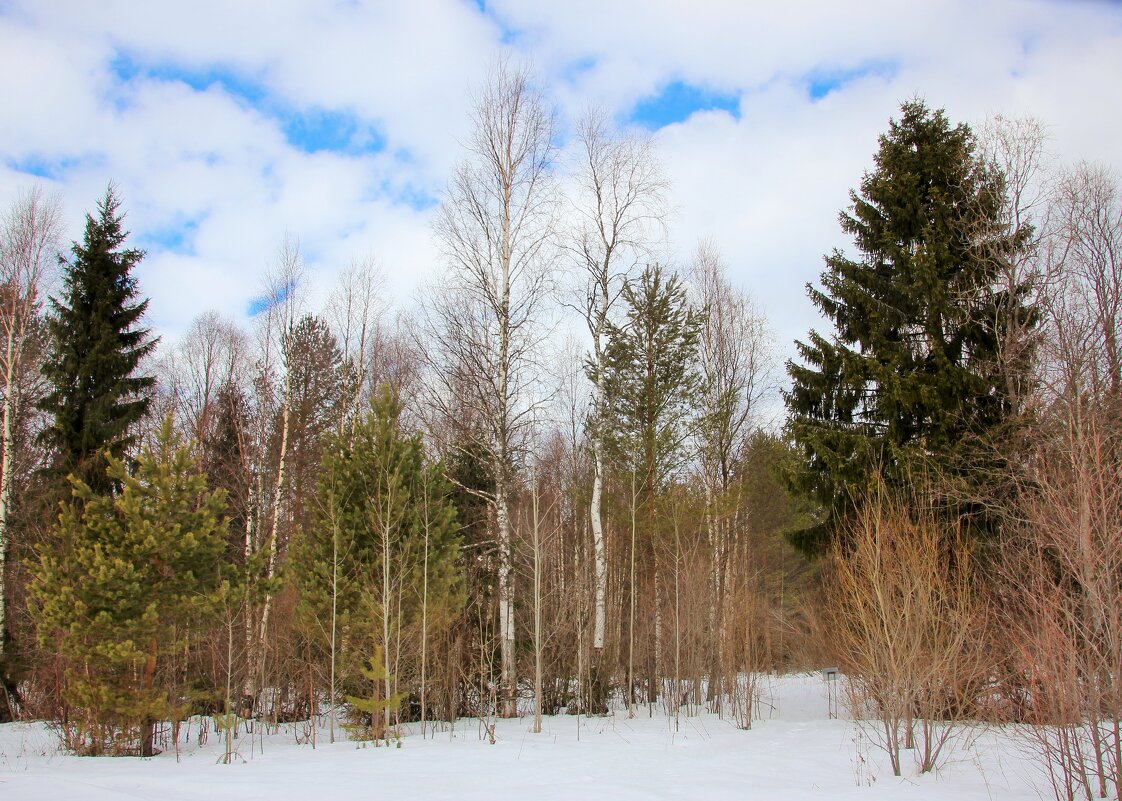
<box><xmin>0</xmin><ymin>62</ymin><xmax>1120</xmax><ymax>801</ymax></box>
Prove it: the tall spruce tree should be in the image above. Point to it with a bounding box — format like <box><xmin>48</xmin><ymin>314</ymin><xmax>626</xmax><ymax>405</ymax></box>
<box><xmin>785</xmin><ymin>100</ymin><xmax>1028</xmax><ymax>553</ymax></box>
<box><xmin>39</xmin><ymin>186</ymin><xmax>155</xmax><ymax>494</ymax></box>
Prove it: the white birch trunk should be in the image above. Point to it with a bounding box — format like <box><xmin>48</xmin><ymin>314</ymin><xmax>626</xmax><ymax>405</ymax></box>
<box><xmin>590</xmin><ymin>443</ymin><xmax>607</xmax><ymax>651</ymax></box>
<box><xmin>496</xmin><ymin>481</ymin><xmax>516</xmax><ymax>718</ymax></box>
<box><xmin>420</xmin><ymin>495</ymin><xmax>430</xmax><ymax>738</ymax></box>
<box><xmin>532</xmin><ymin>466</ymin><xmax>543</xmax><ymax>734</ymax></box>
<box><xmin>257</xmin><ymin>363</ymin><xmax>292</xmax><ymax>695</ymax></box>
<box><xmin>0</xmin><ymin>189</ymin><xmax>61</xmax><ymax>670</ymax></box>
<box><xmin>627</xmin><ymin>473</ymin><xmax>637</xmax><ymax>717</ymax></box>
<box><xmin>0</xmin><ymin>325</ymin><xmax>16</xmax><ymax>661</ymax></box>
<box><xmin>242</xmin><ymin>469</ymin><xmax>261</xmax><ymax>703</ymax></box>
<box><xmin>329</xmin><ymin>518</ymin><xmax>339</xmax><ymax>743</ymax></box>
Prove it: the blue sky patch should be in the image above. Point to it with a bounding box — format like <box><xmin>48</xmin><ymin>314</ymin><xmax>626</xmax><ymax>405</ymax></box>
<box><xmin>246</xmin><ymin>278</ymin><xmax>297</xmax><ymax>317</ymax></box>
<box><xmin>630</xmin><ymin>81</ymin><xmax>741</xmax><ymax>129</ymax></box>
<box><xmin>246</xmin><ymin>295</ymin><xmax>272</xmax><ymax>317</ymax></box>
<box><xmin>5</xmin><ymin>153</ymin><xmax>103</xmax><ymax>180</ymax></box>
<box><xmin>136</xmin><ymin>216</ymin><xmax>201</xmax><ymax>255</ymax></box>
<box><xmin>380</xmin><ymin>179</ymin><xmax>439</xmax><ymax>212</ymax></box>
<box><xmin>806</xmin><ymin>60</ymin><xmax>898</xmax><ymax>101</ymax></box>
<box><xmin>110</xmin><ymin>53</ymin><xmax>268</xmax><ymax>107</ymax></box>
<box><xmin>110</xmin><ymin>51</ymin><xmax>386</xmax><ymax>156</ymax></box>
<box><xmin>5</xmin><ymin>154</ymin><xmax>59</xmax><ymax>179</ymax></box>
<box><xmin>282</xmin><ymin>108</ymin><xmax>385</xmax><ymax>155</ymax></box>
<box><xmin>560</xmin><ymin>56</ymin><xmax>597</xmax><ymax>84</ymax></box>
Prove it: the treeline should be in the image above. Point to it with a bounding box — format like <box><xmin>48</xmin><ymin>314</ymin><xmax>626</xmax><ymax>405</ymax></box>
<box><xmin>0</xmin><ymin>63</ymin><xmax>806</xmax><ymax>758</ymax></box>
<box><xmin>0</xmin><ymin>61</ymin><xmax>1119</xmax><ymax>801</ymax></box>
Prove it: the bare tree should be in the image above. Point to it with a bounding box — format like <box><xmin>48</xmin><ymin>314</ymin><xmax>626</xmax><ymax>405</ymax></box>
<box><xmin>569</xmin><ymin>108</ymin><xmax>667</xmax><ymax>661</ymax></box>
<box><xmin>1000</xmin><ymin>385</ymin><xmax>1122</xmax><ymax>801</ymax></box>
<box><xmin>0</xmin><ymin>187</ymin><xmax>61</xmax><ymax>676</ymax></box>
<box><xmin>159</xmin><ymin>311</ymin><xmax>250</xmax><ymax>444</ymax></box>
<box><xmin>976</xmin><ymin>115</ymin><xmax>1054</xmax><ymax>415</ymax></box>
<box><xmin>999</xmin><ymin>164</ymin><xmax>1122</xmax><ymax>801</ymax></box>
<box><xmin>1048</xmin><ymin>164</ymin><xmax>1122</xmax><ymax>400</ymax></box>
<box><xmin>326</xmin><ymin>255</ymin><xmax>385</xmax><ymax>437</ymax></box>
<box><xmin>687</xmin><ymin>240</ymin><xmax>773</xmax><ymax>709</ymax></box>
<box><xmin>246</xmin><ymin>236</ymin><xmax>304</xmax><ymax>709</ymax></box>
<box><xmin>422</xmin><ymin>60</ymin><xmax>557</xmax><ymax>718</ymax></box>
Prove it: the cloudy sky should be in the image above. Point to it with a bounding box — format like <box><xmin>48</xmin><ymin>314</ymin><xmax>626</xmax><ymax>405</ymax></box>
<box><xmin>2</xmin><ymin>0</ymin><xmax>1121</xmax><ymax>370</ymax></box>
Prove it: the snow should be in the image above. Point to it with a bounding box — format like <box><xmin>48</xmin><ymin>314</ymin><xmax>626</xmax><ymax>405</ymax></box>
<box><xmin>0</xmin><ymin>674</ymin><xmax>1046</xmax><ymax>800</ymax></box>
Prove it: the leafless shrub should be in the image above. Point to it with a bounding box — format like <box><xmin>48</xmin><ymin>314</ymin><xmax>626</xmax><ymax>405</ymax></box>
<box><xmin>999</xmin><ymin>397</ymin><xmax>1122</xmax><ymax>801</ymax></box>
<box><xmin>825</xmin><ymin>485</ymin><xmax>986</xmax><ymax>776</ymax></box>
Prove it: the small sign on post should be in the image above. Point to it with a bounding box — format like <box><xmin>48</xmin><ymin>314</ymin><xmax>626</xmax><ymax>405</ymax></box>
<box><xmin>822</xmin><ymin>667</ymin><xmax>840</xmax><ymax>719</ymax></box>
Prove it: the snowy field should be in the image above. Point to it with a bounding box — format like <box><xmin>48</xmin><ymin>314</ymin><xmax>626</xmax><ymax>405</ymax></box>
<box><xmin>0</xmin><ymin>674</ymin><xmax>1047</xmax><ymax>800</ymax></box>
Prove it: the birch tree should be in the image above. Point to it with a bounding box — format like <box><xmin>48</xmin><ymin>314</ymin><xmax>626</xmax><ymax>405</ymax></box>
<box><xmin>0</xmin><ymin>187</ymin><xmax>61</xmax><ymax>685</ymax></box>
<box><xmin>977</xmin><ymin>115</ymin><xmax>1052</xmax><ymax>416</ymax></box>
<box><xmin>688</xmin><ymin>241</ymin><xmax>772</xmax><ymax>704</ymax></box>
<box><xmin>569</xmin><ymin>109</ymin><xmax>667</xmax><ymax>660</ymax></box>
<box><xmin>424</xmin><ymin>61</ymin><xmax>557</xmax><ymax>718</ymax></box>
<box><xmin>247</xmin><ymin>237</ymin><xmax>304</xmax><ymax>708</ymax></box>
<box><xmin>326</xmin><ymin>256</ymin><xmax>385</xmax><ymax>437</ymax></box>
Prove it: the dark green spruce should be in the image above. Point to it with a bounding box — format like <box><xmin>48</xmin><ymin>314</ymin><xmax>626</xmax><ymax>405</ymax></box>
<box><xmin>38</xmin><ymin>186</ymin><xmax>156</xmax><ymax>494</ymax></box>
<box><xmin>785</xmin><ymin>100</ymin><xmax>1032</xmax><ymax>554</ymax></box>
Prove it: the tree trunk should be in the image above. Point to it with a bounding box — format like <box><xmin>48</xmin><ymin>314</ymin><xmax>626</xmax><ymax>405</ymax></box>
<box><xmin>627</xmin><ymin>472</ymin><xmax>637</xmax><ymax>718</ymax></box>
<box><xmin>420</xmin><ymin>498</ymin><xmax>430</xmax><ymax>739</ymax></box>
<box><xmin>382</xmin><ymin>510</ymin><xmax>393</xmax><ymax>742</ymax></box>
<box><xmin>496</xmin><ymin>482</ymin><xmax>516</xmax><ymax>718</ymax></box>
<box><xmin>329</xmin><ymin>518</ymin><xmax>339</xmax><ymax>743</ymax></box>
<box><xmin>257</xmin><ymin>366</ymin><xmax>292</xmax><ymax>698</ymax></box>
<box><xmin>0</xmin><ymin>325</ymin><xmax>16</xmax><ymax>669</ymax></box>
<box><xmin>591</xmin><ymin>445</ymin><xmax>607</xmax><ymax>651</ymax></box>
<box><xmin>241</xmin><ymin>468</ymin><xmax>259</xmax><ymax>710</ymax></box>
<box><xmin>532</xmin><ymin>469</ymin><xmax>543</xmax><ymax>734</ymax></box>
<box><xmin>140</xmin><ymin>639</ymin><xmax>158</xmax><ymax>757</ymax></box>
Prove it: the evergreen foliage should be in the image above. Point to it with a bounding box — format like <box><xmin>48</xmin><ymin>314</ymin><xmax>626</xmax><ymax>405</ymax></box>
<box><xmin>289</xmin><ymin>386</ymin><xmax>461</xmax><ymax>736</ymax></box>
<box><xmin>199</xmin><ymin>381</ymin><xmax>253</xmax><ymax>563</ymax></box>
<box><xmin>286</xmin><ymin>314</ymin><xmax>352</xmax><ymax>447</ymax></box>
<box><xmin>785</xmin><ymin>100</ymin><xmax>1030</xmax><ymax>553</ymax></box>
<box><xmin>345</xmin><ymin>645</ymin><xmax>405</xmax><ymax>746</ymax></box>
<box><xmin>38</xmin><ymin>186</ymin><xmax>156</xmax><ymax>494</ymax></box>
<box><xmin>443</xmin><ymin>430</ymin><xmax>497</xmax><ymax>630</ymax></box>
<box><xmin>594</xmin><ymin>263</ymin><xmax>702</xmax><ymax>495</ymax></box>
<box><xmin>30</xmin><ymin>415</ymin><xmax>228</xmax><ymax>755</ymax></box>
<box><xmin>284</xmin><ymin>314</ymin><xmax>353</xmax><ymax>538</ymax></box>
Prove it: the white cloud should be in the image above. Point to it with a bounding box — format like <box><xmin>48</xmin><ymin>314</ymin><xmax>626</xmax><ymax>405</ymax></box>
<box><xmin>0</xmin><ymin>0</ymin><xmax>1119</xmax><ymax>384</ymax></box>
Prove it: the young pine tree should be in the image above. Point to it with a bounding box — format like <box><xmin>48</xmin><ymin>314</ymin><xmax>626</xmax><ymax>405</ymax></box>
<box><xmin>597</xmin><ymin>263</ymin><xmax>702</xmax><ymax>496</ymax></box>
<box><xmin>289</xmin><ymin>386</ymin><xmax>460</xmax><ymax>742</ymax></box>
<box><xmin>38</xmin><ymin>186</ymin><xmax>155</xmax><ymax>495</ymax></box>
<box><xmin>593</xmin><ymin>263</ymin><xmax>701</xmax><ymax>710</ymax></box>
<box><xmin>786</xmin><ymin>100</ymin><xmax>1031</xmax><ymax>553</ymax></box>
<box><xmin>31</xmin><ymin>416</ymin><xmax>228</xmax><ymax>756</ymax></box>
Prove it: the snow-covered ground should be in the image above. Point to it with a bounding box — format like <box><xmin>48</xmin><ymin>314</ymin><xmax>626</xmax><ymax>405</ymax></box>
<box><xmin>0</xmin><ymin>674</ymin><xmax>1046</xmax><ymax>800</ymax></box>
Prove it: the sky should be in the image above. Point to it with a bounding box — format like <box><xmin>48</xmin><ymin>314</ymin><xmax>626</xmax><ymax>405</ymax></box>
<box><xmin>2</xmin><ymin>0</ymin><xmax>1121</xmax><ymax>373</ymax></box>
